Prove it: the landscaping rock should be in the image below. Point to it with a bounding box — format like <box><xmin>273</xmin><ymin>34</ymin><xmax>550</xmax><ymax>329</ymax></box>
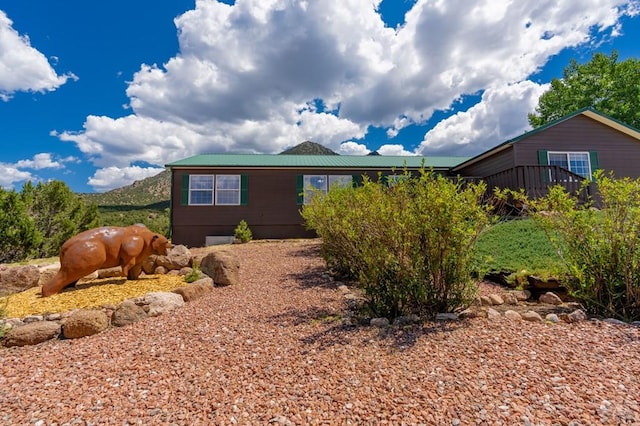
<box><xmin>565</xmin><ymin>309</ymin><xmax>588</xmax><ymax>323</ymax></box>
<box><xmin>200</xmin><ymin>250</ymin><xmax>240</xmax><ymax>286</ymax></box>
<box><xmin>502</xmin><ymin>293</ymin><xmax>518</xmax><ymax>305</ymax></box>
<box><xmin>539</xmin><ymin>292</ymin><xmax>563</xmax><ymax>305</ymax></box>
<box><xmin>97</xmin><ymin>267</ymin><xmax>122</xmax><ymax>279</ymax></box>
<box><xmin>486</xmin><ymin>308</ymin><xmax>501</xmax><ymax>320</ymax></box>
<box><xmin>522</xmin><ymin>311</ymin><xmax>543</xmax><ymax>322</ymax></box>
<box><xmin>146</xmin><ymin>245</ymin><xmax>192</xmax><ymax>273</ymax></box>
<box><xmin>370</xmin><ymin>317</ymin><xmax>389</xmax><ymax>327</ymax></box>
<box><xmin>504</xmin><ymin>310</ymin><xmax>522</xmax><ymax>321</ymax></box>
<box><xmin>488</xmin><ymin>294</ymin><xmax>504</xmax><ymax>305</ymax></box>
<box><xmin>144</xmin><ymin>292</ymin><xmax>185</xmax><ymax>317</ymax></box>
<box><xmin>111</xmin><ymin>300</ymin><xmax>148</xmax><ymax>327</ymax></box>
<box><xmin>2</xmin><ymin>321</ymin><xmax>61</xmax><ymax>347</ymax></box>
<box><xmin>0</xmin><ymin>265</ymin><xmax>40</xmax><ymax>297</ymax></box>
<box><xmin>435</xmin><ymin>313</ymin><xmax>457</xmax><ymax>321</ymax></box>
<box><xmin>62</xmin><ymin>310</ymin><xmax>109</xmax><ymax>339</ymax></box>
<box><xmin>546</xmin><ymin>314</ymin><xmax>560</xmax><ymax>323</ymax></box>
<box><xmin>172</xmin><ymin>279</ymin><xmax>213</xmax><ymax>302</ymax></box>
<box><xmin>511</xmin><ymin>290</ymin><xmax>531</xmax><ymax>301</ymax></box>
<box><xmin>479</xmin><ymin>296</ymin><xmax>493</xmax><ymax>306</ymax></box>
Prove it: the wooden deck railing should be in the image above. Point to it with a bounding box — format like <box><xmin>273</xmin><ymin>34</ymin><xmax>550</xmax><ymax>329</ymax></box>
<box><xmin>482</xmin><ymin>165</ymin><xmax>591</xmax><ymax>203</ymax></box>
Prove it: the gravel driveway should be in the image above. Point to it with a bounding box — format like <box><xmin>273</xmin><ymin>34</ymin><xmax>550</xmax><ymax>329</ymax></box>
<box><xmin>1</xmin><ymin>239</ymin><xmax>639</xmax><ymax>425</ymax></box>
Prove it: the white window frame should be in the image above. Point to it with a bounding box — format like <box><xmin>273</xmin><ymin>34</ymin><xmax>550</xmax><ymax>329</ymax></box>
<box><xmin>548</xmin><ymin>151</ymin><xmax>592</xmax><ymax>180</ymax></box>
<box><xmin>189</xmin><ymin>175</ymin><xmax>214</xmax><ymax>205</ymax></box>
<box><xmin>188</xmin><ymin>175</ymin><xmax>242</xmax><ymax>206</ymax></box>
<box><xmin>215</xmin><ymin>175</ymin><xmax>241</xmax><ymax>206</ymax></box>
<box><xmin>303</xmin><ymin>174</ymin><xmax>352</xmax><ymax>204</ymax></box>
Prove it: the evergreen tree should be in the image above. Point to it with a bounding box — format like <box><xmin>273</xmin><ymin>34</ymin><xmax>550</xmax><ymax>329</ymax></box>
<box><xmin>0</xmin><ymin>189</ymin><xmax>42</xmax><ymax>263</ymax></box>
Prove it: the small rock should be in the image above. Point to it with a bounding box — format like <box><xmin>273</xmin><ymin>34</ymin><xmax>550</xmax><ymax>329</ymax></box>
<box><xmin>144</xmin><ymin>292</ymin><xmax>185</xmax><ymax>317</ymax></box>
<box><xmin>62</xmin><ymin>309</ymin><xmax>109</xmax><ymax>339</ymax></box>
<box><xmin>370</xmin><ymin>317</ymin><xmax>389</xmax><ymax>327</ymax></box>
<box><xmin>173</xmin><ymin>280</ymin><xmax>214</xmax><ymax>302</ymax></box>
<box><xmin>539</xmin><ymin>292</ymin><xmax>563</xmax><ymax>305</ymax></box>
<box><xmin>522</xmin><ymin>311</ymin><xmax>543</xmax><ymax>322</ymax></box>
<box><xmin>566</xmin><ymin>302</ymin><xmax>584</xmax><ymax>310</ymax></box>
<box><xmin>486</xmin><ymin>308</ymin><xmax>501</xmax><ymax>319</ymax></box>
<box><xmin>394</xmin><ymin>314</ymin><xmax>420</xmax><ymax>325</ymax></box>
<box><xmin>435</xmin><ymin>313</ymin><xmax>457</xmax><ymax>321</ymax></box>
<box><xmin>502</xmin><ymin>293</ymin><xmax>518</xmax><ymax>305</ymax></box>
<box><xmin>337</xmin><ymin>284</ymin><xmax>350</xmax><ymax>294</ymax></box>
<box><xmin>603</xmin><ymin>318</ymin><xmax>627</xmax><ymax>326</ymax></box>
<box><xmin>545</xmin><ymin>313</ymin><xmax>560</xmax><ymax>323</ymax></box>
<box><xmin>632</xmin><ymin>321</ymin><xmax>640</xmax><ymax>327</ymax></box>
<box><xmin>96</xmin><ymin>267</ymin><xmax>122</xmax><ymax>279</ymax></box>
<box><xmin>511</xmin><ymin>290</ymin><xmax>531</xmax><ymax>301</ymax></box>
<box><xmin>566</xmin><ymin>309</ymin><xmax>588</xmax><ymax>323</ymax></box>
<box><xmin>111</xmin><ymin>300</ymin><xmax>148</xmax><ymax>327</ymax></box>
<box><xmin>2</xmin><ymin>321</ymin><xmax>61</xmax><ymax>347</ymax></box>
<box><xmin>488</xmin><ymin>294</ymin><xmax>504</xmax><ymax>305</ymax></box>
<box><xmin>458</xmin><ymin>308</ymin><xmax>481</xmax><ymax>319</ymax></box>
<box><xmin>22</xmin><ymin>315</ymin><xmax>44</xmax><ymax>324</ymax></box>
<box><xmin>44</xmin><ymin>313</ymin><xmax>62</xmax><ymax>321</ymax></box>
<box><xmin>504</xmin><ymin>310</ymin><xmax>522</xmax><ymax>320</ymax></box>
<box><xmin>479</xmin><ymin>296</ymin><xmax>493</xmax><ymax>306</ymax></box>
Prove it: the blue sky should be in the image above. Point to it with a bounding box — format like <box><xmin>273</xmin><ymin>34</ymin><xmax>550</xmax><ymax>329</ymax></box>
<box><xmin>1</xmin><ymin>0</ymin><xmax>639</xmax><ymax>193</ymax></box>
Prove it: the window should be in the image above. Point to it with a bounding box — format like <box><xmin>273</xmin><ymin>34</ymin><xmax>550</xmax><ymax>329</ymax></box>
<box><xmin>300</xmin><ymin>174</ymin><xmax>352</xmax><ymax>204</ymax></box>
<box><xmin>548</xmin><ymin>152</ymin><xmax>592</xmax><ymax>179</ymax></box>
<box><xmin>215</xmin><ymin>175</ymin><xmax>241</xmax><ymax>205</ymax></box>
<box><xmin>184</xmin><ymin>174</ymin><xmax>247</xmax><ymax>206</ymax></box>
<box><xmin>189</xmin><ymin>175</ymin><xmax>214</xmax><ymax>205</ymax></box>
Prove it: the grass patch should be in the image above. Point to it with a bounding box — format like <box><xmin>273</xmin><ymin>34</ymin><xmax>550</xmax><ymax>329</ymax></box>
<box><xmin>473</xmin><ymin>217</ymin><xmax>566</xmax><ymax>278</ymax></box>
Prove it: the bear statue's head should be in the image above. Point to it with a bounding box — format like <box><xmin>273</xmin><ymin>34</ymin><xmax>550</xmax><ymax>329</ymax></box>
<box><xmin>151</xmin><ymin>234</ymin><xmax>172</xmax><ymax>255</ymax></box>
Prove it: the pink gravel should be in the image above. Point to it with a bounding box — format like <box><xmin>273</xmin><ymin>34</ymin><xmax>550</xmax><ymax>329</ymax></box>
<box><xmin>1</xmin><ymin>239</ymin><xmax>639</xmax><ymax>425</ymax></box>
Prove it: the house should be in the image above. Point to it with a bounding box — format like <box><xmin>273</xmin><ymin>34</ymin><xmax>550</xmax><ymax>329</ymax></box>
<box><xmin>165</xmin><ymin>154</ymin><xmax>467</xmax><ymax>247</ymax></box>
<box><xmin>165</xmin><ymin>108</ymin><xmax>640</xmax><ymax>247</ymax></box>
<box><xmin>453</xmin><ymin>108</ymin><xmax>640</xmax><ymax>200</ymax></box>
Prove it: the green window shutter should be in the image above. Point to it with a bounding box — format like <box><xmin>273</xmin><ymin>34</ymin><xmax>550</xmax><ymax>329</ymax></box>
<box><xmin>180</xmin><ymin>174</ymin><xmax>190</xmax><ymax>205</ymax></box>
<box><xmin>589</xmin><ymin>151</ymin><xmax>600</xmax><ymax>173</ymax></box>
<box><xmin>537</xmin><ymin>150</ymin><xmax>549</xmax><ymax>165</ymax></box>
<box><xmin>296</xmin><ymin>174</ymin><xmax>304</xmax><ymax>205</ymax></box>
<box><xmin>240</xmin><ymin>174</ymin><xmax>249</xmax><ymax>205</ymax></box>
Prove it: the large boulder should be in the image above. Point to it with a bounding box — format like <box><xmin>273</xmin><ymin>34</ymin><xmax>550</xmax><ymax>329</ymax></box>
<box><xmin>111</xmin><ymin>300</ymin><xmax>148</xmax><ymax>327</ymax></box>
<box><xmin>172</xmin><ymin>277</ymin><xmax>214</xmax><ymax>302</ymax></box>
<box><xmin>2</xmin><ymin>321</ymin><xmax>61</xmax><ymax>347</ymax></box>
<box><xmin>0</xmin><ymin>265</ymin><xmax>40</xmax><ymax>297</ymax></box>
<box><xmin>200</xmin><ymin>250</ymin><xmax>240</xmax><ymax>286</ymax></box>
<box><xmin>62</xmin><ymin>309</ymin><xmax>109</xmax><ymax>339</ymax></box>
<box><xmin>144</xmin><ymin>292</ymin><xmax>185</xmax><ymax>317</ymax></box>
<box><xmin>144</xmin><ymin>245</ymin><xmax>192</xmax><ymax>274</ymax></box>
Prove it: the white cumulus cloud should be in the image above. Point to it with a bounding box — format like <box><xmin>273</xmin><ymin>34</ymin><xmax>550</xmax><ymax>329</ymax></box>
<box><xmin>43</xmin><ymin>0</ymin><xmax>639</xmax><ymax>190</ymax></box>
<box><xmin>0</xmin><ymin>10</ymin><xmax>74</xmax><ymax>101</ymax></box>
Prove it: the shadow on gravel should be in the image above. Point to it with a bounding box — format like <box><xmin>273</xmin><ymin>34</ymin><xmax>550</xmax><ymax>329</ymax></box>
<box><xmin>266</xmin><ymin>305</ymin><xmax>470</xmax><ymax>351</ymax></box>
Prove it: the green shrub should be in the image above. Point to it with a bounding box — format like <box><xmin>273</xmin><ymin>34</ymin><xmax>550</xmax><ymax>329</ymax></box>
<box><xmin>234</xmin><ymin>220</ymin><xmax>253</xmax><ymax>243</ymax></box>
<box><xmin>521</xmin><ymin>170</ymin><xmax>640</xmax><ymax>321</ymax></box>
<box><xmin>184</xmin><ymin>262</ymin><xmax>202</xmax><ymax>283</ymax></box>
<box><xmin>302</xmin><ymin>169</ymin><xmax>490</xmax><ymax>319</ymax></box>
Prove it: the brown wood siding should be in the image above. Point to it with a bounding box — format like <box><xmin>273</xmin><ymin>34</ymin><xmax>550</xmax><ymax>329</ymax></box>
<box><xmin>170</xmin><ymin>168</ymin><xmax>403</xmax><ymax>247</ymax></box>
<box><xmin>455</xmin><ymin>146</ymin><xmax>515</xmax><ymax>177</ymax></box>
<box><xmin>515</xmin><ymin>115</ymin><xmax>640</xmax><ymax>177</ymax></box>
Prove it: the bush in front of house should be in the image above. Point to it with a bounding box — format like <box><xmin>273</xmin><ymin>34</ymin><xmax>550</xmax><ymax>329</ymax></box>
<box><xmin>302</xmin><ymin>169</ymin><xmax>490</xmax><ymax>319</ymax></box>
<box><xmin>234</xmin><ymin>220</ymin><xmax>253</xmax><ymax>243</ymax></box>
<box><xmin>521</xmin><ymin>170</ymin><xmax>640</xmax><ymax>321</ymax></box>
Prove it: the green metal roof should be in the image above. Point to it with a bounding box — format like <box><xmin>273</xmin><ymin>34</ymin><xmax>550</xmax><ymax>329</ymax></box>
<box><xmin>166</xmin><ymin>154</ymin><xmax>469</xmax><ymax>169</ymax></box>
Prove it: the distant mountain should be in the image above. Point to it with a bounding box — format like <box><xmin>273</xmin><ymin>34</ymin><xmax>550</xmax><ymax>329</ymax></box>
<box><xmin>84</xmin><ymin>141</ymin><xmax>338</xmax><ymax>206</ymax></box>
<box><xmin>280</xmin><ymin>141</ymin><xmax>338</xmax><ymax>155</ymax></box>
<box><xmin>83</xmin><ymin>170</ymin><xmax>171</xmax><ymax>207</ymax></box>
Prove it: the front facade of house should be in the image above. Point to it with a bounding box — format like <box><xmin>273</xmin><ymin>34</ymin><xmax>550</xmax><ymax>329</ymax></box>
<box><xmin>166</xmin><ymin>108</ymin><xmax>640</xmax><ymax>247</ymax></box>
<box><xmin>165</xmin><ymin>155</ymin><xmax>467</xmax><ymax>247</ymax></box>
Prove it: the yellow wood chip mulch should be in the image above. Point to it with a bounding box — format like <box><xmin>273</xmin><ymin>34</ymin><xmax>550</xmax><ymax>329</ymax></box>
<box><xmin>0</xmin><ymin>274</ymin><xmax>187</xmax><ymax>319</ymax></box>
